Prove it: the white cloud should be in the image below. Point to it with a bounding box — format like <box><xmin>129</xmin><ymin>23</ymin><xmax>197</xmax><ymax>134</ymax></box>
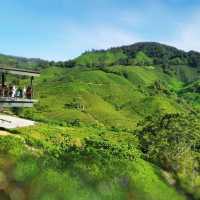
<box><xmin>166</xmin><ymin>11</ymin><xmax>200</xmax><ymax>52</ymax></box>
<box><xmin>63</xmin><ymin>24</ymin><xmax>141</xmax><ymax>59</ymax></box>
<box><xmin>49</xmin><ymin>8</ymin><xmax>200</xmax><ymax>60</ymax></box>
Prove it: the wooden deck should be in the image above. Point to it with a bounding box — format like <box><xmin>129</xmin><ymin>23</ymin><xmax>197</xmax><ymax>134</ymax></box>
<box><xmin>0</xmin><ymin>97</ymin><xmax>38</xmax><ymax>107</ymax></box>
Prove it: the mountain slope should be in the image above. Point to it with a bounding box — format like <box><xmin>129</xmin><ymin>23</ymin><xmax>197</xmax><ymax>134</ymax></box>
<box><xmin>19</xmin><ymin>65</ymin><xmax>188</xmax><ymax>130</ymax></box>
<box><xmin>14</xmin><ymin>43</ymin><xmax>200</xmax><ymax>129</ymax></box>
<box><xmin>1</xmin><ymin>42</ymin><xmax>200</xmax><ymax>199</ymax></box>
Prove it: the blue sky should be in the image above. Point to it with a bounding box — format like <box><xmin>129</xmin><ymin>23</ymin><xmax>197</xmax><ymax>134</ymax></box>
<box><xmin>0</xmin><ymin>0</ymin><xmax>200</xmax><ymax>60</ymax></box>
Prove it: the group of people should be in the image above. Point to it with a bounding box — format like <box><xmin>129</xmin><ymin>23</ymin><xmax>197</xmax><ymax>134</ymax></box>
<box><xmin>0</xmin><ymin>84</ymin><xmax>33</xmax><ymax>99</ymax></box>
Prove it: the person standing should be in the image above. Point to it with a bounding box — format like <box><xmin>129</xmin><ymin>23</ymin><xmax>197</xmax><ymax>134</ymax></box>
<box><xmin>9</xmin><ymin>84</ymin><xmax>13</xmax><ymax>97</ymax></box>
<box><xmin>12</xmin><ymin>85</ymin><xmax>16</xmax><ymax>98</ymax></box>
<box><xmin>4</xmin><ymin>85</ymin><xmax>9</xmax><ymax>97</ymax></box>
<box><xmin>26</xmin><ymin>86</ymin><xmax>32</xmax><ymax>99</ymax></box>
<box><xmin>16</xmin><ymin>88</ymin><xmax>21</xmax><ymax>98</ymax></box>
<box><xmin>23</xmin><ymin>87</ymin><xmax>26</xmax><ymax>98</ymax></box>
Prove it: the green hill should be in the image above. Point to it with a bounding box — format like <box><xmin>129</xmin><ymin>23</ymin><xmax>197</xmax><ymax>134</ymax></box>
<box><xmin>1</xmin><ymin>42</ymin><xmax>200</xmax><ymax>199</ymax></box>
<box><xmin>0</xmin><ymin>53</ymin><xmax>49</xmax><ymax>70</ymax></box>
<box><xmin>20</xmin><ymin>65</ymin><xmax>187</xmax><ymax>130</ymax></box>
<box><xmin>72</xmin><ymin>42</ymin><xmax>200</xmax><ymax>72</ymax></box>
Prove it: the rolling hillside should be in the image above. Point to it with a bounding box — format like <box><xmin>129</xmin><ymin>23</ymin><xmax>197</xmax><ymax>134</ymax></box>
<box><xmin>19</xmin><ymin>42</ymin><xmax>200</xmax><ymax>129</ymax></box>
<box><xmin>20</xmin><ymin>65</ymin><xmax>187</xmax><ymax>129</ymax></box>
<box><xmin>1</xmin><ymin>42</ymin><xmax>200</xmax><ymax>199</ymax></box>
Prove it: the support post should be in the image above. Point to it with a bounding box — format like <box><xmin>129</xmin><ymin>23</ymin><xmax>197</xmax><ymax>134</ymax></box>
<box><xmin>30</xmin><ymin>76</ymin><xmax>34</xmax><ymax>99</ymax></box>
<box><xmin>2</xmin><ymin>73</ymin><xmax>5</xmax><ymax>87</ymax></box>
<box><xmin>1</xmin><ymin>73</ymin><xmax>5</xmax><ymax>97</ymax></box>
<box><xmin>30</xmin><ymin>76</ymin><xmax>34</xmax><ymax>87</ymax></box>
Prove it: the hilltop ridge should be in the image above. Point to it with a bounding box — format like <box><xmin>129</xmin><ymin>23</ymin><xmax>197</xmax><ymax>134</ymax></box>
<box><xmin>2</xmin><ymin>42</ymin><xmax>200</xmax><ymax>71</ymax></box>
<box><xmin>72</xmin><ymin>42</ymin><xmax>200</xmax><ymax>69</ymax></box>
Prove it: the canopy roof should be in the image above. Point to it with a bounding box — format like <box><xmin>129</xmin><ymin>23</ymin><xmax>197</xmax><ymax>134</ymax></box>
<box><xmin>0</xmin><ymin>67</ymin><xmax>40</xmax><ymax>77</ymax></box>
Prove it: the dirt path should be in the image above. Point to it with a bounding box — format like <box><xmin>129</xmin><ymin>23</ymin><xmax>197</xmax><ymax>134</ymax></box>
<box><xmin>0</xmin><ymin>131</ymin><xmax>12</xmax><ymax>136</ymax></box>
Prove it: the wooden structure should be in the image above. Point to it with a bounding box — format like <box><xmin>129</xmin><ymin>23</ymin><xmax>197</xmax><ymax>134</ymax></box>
<box><xmin>0</xmin><ymin>67</ymin><xmax>40</xmax><ymax>107</ymax></box>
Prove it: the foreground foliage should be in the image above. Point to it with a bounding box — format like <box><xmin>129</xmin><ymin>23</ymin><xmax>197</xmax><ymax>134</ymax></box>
<box><xmin>0</xmin><ymin>126</ymin><xmax>185</xmax><ymax>200</ymax></box>
<box><xmin>137</xmin><ymin>113</ymin><xmax>200</xmax><ymax>199</ymax></box>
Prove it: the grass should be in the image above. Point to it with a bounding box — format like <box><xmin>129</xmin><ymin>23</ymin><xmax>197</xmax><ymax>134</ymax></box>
<box><xmin>0</xmin><ymin>123</ymin><xmax>186</xmax><ymax>200</ymax></box>
<box><xmin>75</xmin><ymin>50</ymin><xmax>128</xmax><ymax>67</ymax></box>
<box><xmin>18</xmin><ymin>65</ymin><xmax>188</xmax><ymax>131</ymax></box>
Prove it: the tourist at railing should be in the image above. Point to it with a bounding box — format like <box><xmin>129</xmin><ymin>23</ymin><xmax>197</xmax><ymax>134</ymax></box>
<box><xmin>26</xmin><ymin>86</ymin><xmax>32</xmax><ymax>99</ymax></box>
<box><xmin>16</xmin><ymin>87</ymin><xmax>23</xmax><ymax>98</ymax></box>
<box><xmin>3</xmin><ymin>85</ymin><xmax>9</xmax><ymax>97</ymax></box>
<box><xmin>0</xmin><ymin>84</ymin><xmax>33</xmax><ymax>99</ymax></box>
<box><xmin>11</xmin><ymin>85</ymin><xmax>16</xmax><ymax>98</ymax></box>
<box><xmin>23</xmin><ymin>87</ymin><xmax>26</xmax><ymax>98</ymax></box>
<box><xmin>8</xmin><ymin>84</ymin><xmax>13</xmax><ymax>97</ymax></box>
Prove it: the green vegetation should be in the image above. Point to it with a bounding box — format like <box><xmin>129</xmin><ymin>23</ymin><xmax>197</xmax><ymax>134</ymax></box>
<box><xmin>0</xmin><ymin>53</ymin><xmax>49</xmax><ymax>70</ymax></box>
<box><xmin>1</xmin><ymin>42</ymin><xmax>200</xmax><ymax>199</ymax></box>
<box><xmin>18</xmin><ymin>65</ymin><xmax>186</xmax><ymax>130</ymax></box>
<box><xmin>137</xmin><ymin>113</ymin><xmax>200</xmax><ymax>199</ymax></box>
<box><xmin>0</xmin><ymin>125</ymin><xmax>185</xmax><ymax>200</ymax></box>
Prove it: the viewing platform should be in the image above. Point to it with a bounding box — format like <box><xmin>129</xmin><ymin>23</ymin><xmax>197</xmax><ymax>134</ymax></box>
<box><xmin>0</xmin><ymin>67</ymin><xmax>40</xmax><ymax>108</ymax></box>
